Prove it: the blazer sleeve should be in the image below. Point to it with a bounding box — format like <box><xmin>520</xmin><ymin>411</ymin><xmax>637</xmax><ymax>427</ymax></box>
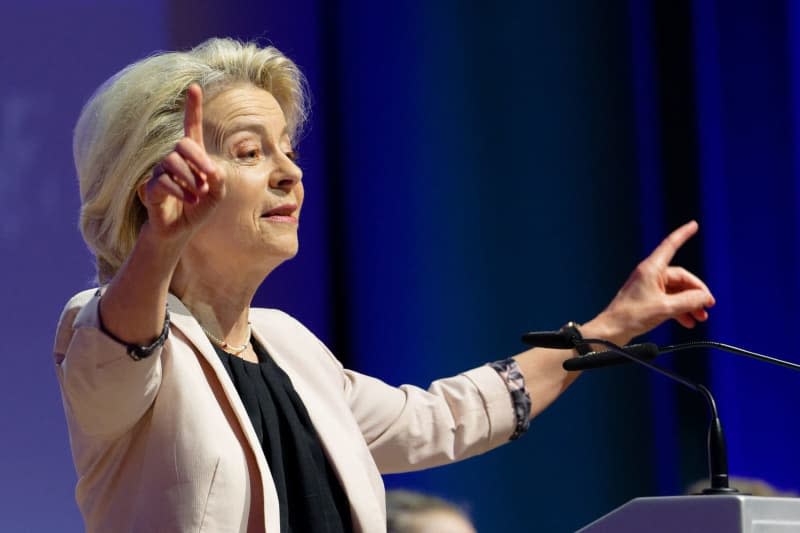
<box><xmin>341</xmin><ymin>363</ymin><xmax>517</xmax><ymax>474</ymax></box>
<box><xmin>54</xmin><ymin>289</ymin><xmax>163</xmax><ymax>438</ymax></box>
<box><xmin>255</xmin><ymin>308</ymin><xmax>520</xmax><ymax>475</ymax></box>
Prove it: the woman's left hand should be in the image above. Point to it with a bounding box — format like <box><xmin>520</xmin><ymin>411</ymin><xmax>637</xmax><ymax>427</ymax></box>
<box><xmin>584</xmin><ymin>220</ymin><xmax>715</xmax><ymax>346</ymax></box>
<box><xmin>516</xmin><ymin>220</ymin><xmax>714</xmax><ymax>419</ymax></box>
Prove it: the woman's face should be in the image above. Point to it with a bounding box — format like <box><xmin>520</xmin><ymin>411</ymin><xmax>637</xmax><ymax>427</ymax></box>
<box><xmin>186</xmin><ymin>84</ymin><xmax>303</xmax><ymax>271</ymax></box>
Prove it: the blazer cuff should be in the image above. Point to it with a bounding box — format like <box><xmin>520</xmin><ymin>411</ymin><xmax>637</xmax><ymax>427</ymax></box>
<box><xmin>487</xmin><ymin>358</ymin><xmax>531</xmax><ymax>440</ymax></box>
<box><xmin>460</xmin><ymin>365</ymin><xmax>517</xmax><ymax>449</ymax></box>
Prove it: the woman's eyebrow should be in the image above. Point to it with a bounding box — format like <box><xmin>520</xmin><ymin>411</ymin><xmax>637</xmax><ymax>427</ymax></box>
<box><xmin>220</xmin><ymin>120</ymin><xmax>290</xmax><ymax>142</ymax></box>
<box><xmin>208</xmin><ymin>120</ymin><xmax>261</xmax><ymax>149</ymax></box>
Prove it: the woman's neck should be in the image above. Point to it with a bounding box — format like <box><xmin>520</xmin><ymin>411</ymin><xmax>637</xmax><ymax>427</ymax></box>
<box><xmin>169</xmin><ymin>254</ymin><xmax>278</xmax><ymax>348</ymax></box>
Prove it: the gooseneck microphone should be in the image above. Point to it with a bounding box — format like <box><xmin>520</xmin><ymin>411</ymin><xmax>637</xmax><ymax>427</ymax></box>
<box><xmin>520</xmin><ymin>329</ymin><xmax>578</xmax><ymax>350</ymax></box>
<box><xmin>563</xmin><ymin>340</ymin><xmax>800</xmax><ymax>372</ymax></box>
<box><xmin>562</xmin><ymin>342</ymin><xmax>660</xmax><ymax>370</ymax></box>
<box><xmin>522</xmin><ymin>330</ymin><xmax>738</xmax><ymax>495</ymax></box>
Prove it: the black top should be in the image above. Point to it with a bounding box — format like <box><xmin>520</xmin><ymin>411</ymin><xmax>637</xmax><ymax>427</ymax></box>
<box><xmin>213</xmin><ymin>339</ymin><xmax>353</xmax><ymax>533</ymax></box>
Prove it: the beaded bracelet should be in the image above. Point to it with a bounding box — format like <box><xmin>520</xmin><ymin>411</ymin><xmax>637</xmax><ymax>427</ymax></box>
<box><xmin>96</xmin><ymin>292</ymin><xmax>170</xmax><ymax>361</ymax></box>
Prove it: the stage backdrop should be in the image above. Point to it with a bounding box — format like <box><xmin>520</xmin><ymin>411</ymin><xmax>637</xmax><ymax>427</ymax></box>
<box><xmin>2</xmin><ymin>0</ymin><xmax>798</xmax><ymax>531</ymax></box>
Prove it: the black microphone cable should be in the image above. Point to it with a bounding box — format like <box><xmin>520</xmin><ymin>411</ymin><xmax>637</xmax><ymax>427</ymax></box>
<box><xmin>564</xmin><ymin>340</ymin><xmax>800</xmax><ymax>372</ymax></box>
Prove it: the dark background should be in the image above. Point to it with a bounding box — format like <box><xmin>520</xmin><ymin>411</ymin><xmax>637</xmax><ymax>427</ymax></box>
<box><xmin>2</xmin><ymin>0</ymin><xmax>798</xmax><ymax>531</ymax></box>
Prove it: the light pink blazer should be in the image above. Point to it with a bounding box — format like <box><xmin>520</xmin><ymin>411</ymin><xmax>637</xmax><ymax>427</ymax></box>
<box><xmin>54</xmin><ymin>289</ymin><xmax>516</xmax><ymax>532</ymax></box>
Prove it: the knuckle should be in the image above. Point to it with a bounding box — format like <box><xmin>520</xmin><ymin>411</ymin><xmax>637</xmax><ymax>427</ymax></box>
<box><xmin>177</xmin><ymin>138</ymin><xmax>195</xmax><ymax>152</ymax></box>
<box><xmin>160</xmin><ymin>157</ymin><xmax>178</xmax><ymax>174</ymax></box>
<box><xmin>633</xmin><ymin>262</ymin><xmax>650</xmax><ymax>278</ymax></box>
<box><xmin>164</xmin><ymin>152</ymin><xmax>183</xmax><ymax>167</ymax></box>
<box><xmin>156</xmin><ymin>174</ymin><xmax>174</xmax><ymax>189</ymax></box>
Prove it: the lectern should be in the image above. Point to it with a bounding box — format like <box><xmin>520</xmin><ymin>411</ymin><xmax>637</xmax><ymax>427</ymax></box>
<box><xmin>578</xmin><ymin>495</ymin><xmax>800</xmax><ymax>532</ymax></box>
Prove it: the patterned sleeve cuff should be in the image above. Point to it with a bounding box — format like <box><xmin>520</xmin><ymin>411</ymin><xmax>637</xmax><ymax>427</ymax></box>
<box><xmin>487</xmin><ymin>358</ymin><xmax>531</xmax><ymax>440</ymax></box>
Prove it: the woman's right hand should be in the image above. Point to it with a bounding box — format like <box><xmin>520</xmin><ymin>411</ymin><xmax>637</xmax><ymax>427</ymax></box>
<box><xmin>138</xmin><ymin>83</ymin><xmax>225</xmax><ymax>240</ymax></box>
<box><xmin>100</xmin><ymin>84</ymin><xmax>224</xmax><ymax>346</ymax></box>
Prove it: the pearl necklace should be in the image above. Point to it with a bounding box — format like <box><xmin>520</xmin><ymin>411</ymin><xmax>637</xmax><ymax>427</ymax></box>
<box><xmin>201</xmin><ymin>323</ymin><xmax>252</xmax><ymax>356</ymax></box>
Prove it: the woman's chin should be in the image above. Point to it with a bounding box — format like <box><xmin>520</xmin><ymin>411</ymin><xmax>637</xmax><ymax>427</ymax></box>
<box><xmin>259</xmin><ymin>238</ymin><xmax>299</xmax><ymax>263</ymax></box>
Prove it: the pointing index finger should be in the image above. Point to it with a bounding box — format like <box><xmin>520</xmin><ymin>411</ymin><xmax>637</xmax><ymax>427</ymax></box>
<box><xmin>184</xmin><ymin>83</ymin><xmax>204</xmax><ymax>148</ymax></box>
<box><xmin>648</xmin><ymin>220</ymin><xmax>699</xmax><ymax>267</ymax></box>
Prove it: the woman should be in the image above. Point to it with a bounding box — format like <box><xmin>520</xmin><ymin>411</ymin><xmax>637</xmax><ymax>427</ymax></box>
<box><xmin>55</xmin><ymin>38</ymin><xmax>714</xmax><ymax>532</ymax></box>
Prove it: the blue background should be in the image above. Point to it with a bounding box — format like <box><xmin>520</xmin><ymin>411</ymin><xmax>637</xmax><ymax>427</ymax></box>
<box><xmin>2</xmin><ymin>0</ymin><xmax>798</xmax><ymax>531</ymax></box>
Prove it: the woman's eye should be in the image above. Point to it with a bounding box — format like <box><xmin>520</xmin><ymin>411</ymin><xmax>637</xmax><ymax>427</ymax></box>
<box><xmin>237</xmin><ymin>147</ymin><xmax>261</xmax><ymax>160</ymax></box>
<box><xmin>286</xmin><ymin>150</ymin><xmax>299</xmax><ymax>162</ymax></box>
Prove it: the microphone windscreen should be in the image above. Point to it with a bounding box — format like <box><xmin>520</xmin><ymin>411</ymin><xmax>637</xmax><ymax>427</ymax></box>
<box><xmin>562</xmin><ymin>342</ymin><xmax>660</xmax><ymax>371</ymax></box>
<box><xmin>521</xmin><ymin>331</ymin><xmax>575</xmax><ymax>349</ymax></box>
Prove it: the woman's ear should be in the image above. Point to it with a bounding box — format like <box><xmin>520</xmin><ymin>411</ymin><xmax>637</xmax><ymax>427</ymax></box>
<box><xmin>136</xmin><ymin>179</ymin><xmax>149</xmax><ymax>205</ymax></box>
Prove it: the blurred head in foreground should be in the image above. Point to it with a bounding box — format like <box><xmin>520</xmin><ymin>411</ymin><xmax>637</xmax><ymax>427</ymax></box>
<box><xmin>386</xmin><ymin>489</ymin><xmax>477</xmax><ymax>533</ymax></box>
<box><xmin>686</xmin><ymin>476</ymin><xmax>798</xmax><ymax>497</ymax></box>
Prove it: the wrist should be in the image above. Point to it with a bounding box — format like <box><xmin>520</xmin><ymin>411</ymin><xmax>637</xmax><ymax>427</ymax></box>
<box><xmin>115</xmin><ymin>222</ymin><xmax>189</xmax><ymax>292</ymax></box>
<box><xmin>580</xmin><ymin>312</ymin><xmax>631</xmax><ymax>348</ymax></box>
<box><xmin>560</xmin><ymin>321</ymin><xmax>592</xmax><ymax>355</ymax></box>
<box><xmin>138</xmin><ymin>221</ymin><xmax>192</xmax><ymax>256</ymax></box>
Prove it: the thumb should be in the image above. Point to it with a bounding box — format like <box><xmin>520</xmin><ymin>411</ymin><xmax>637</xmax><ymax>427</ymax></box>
<box><xmin>667</xmin><ymin>289</ymin><xmax>713</xmax><ymax>317</ymax></box>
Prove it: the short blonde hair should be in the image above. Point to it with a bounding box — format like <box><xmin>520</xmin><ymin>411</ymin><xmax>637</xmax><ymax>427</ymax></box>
<box><xmin>74</xmin><ymin>38</ymin><xmax>309</xmax><ymax>283</ymax></box>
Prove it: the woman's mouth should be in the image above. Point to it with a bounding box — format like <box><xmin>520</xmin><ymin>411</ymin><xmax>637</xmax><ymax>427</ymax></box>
<box><xmin>261</xmin><ymin>204</ymin><xmax>299</xmax><ymax>223</ymax></box>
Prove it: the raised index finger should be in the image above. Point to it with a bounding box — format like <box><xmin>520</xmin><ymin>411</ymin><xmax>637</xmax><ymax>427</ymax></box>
<box><xmin>647</xmin><ymin>220</ymin><xmax>699</xmax><ymax>267</ymax></box>
<box><xmin>184</xmin><ymin>83</ymin><xmax>204</xmax><ymax>148</ymax></box>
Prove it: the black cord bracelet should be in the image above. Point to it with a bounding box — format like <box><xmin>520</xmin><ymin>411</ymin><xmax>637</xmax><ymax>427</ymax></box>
<box><xmin>126</xmin><ymin>311</ymin><xmax>170</xmax><ymax>360</ymax></box>
<box><xmin>96</xmin><ymin>292</ymin><xmax>170</xmax><ymax>361</ymax></box>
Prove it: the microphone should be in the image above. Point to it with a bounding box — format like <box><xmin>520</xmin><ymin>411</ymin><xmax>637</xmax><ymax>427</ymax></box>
<box><xmin>562</xmin><ymin>341</ymin><xmax>800</xmax><ymax>373</ymax></box>
<box><xmin>522</xmin><ymin>331</ymin><xmax>738</xmax><ymax>494</ymax></box>
<box><xmin>520</xmin><ymin>329</ymin><xmax>579</xmax><ymax>350</ymax></box>
<box><xmin>563</xmin><ymin>342</ymin><xmax>659</xmax><ymax>370</ymax></box>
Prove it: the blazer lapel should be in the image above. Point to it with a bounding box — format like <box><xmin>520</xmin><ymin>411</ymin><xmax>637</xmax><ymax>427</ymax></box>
<box><xmin>251</xmin><ymin>325</ymin><xmax>385</xmax><ymax>532</ymax></box>
<box><xmin>166</xmin><ymin>294</ymin><xmax>280</xmax><ymax>533</ymax></box>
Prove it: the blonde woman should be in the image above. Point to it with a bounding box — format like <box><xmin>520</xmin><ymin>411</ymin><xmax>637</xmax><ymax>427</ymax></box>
<box><xmin>54</xmin><ymin>38</ymin><xmax>715</xmax><ymax>532</ymax></box>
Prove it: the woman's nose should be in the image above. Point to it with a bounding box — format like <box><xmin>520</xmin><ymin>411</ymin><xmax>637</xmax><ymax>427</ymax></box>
<box><xmin>269</xmin><ymin>154</ymin><xmax>302</xmax><ymax>192</ymax></box>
